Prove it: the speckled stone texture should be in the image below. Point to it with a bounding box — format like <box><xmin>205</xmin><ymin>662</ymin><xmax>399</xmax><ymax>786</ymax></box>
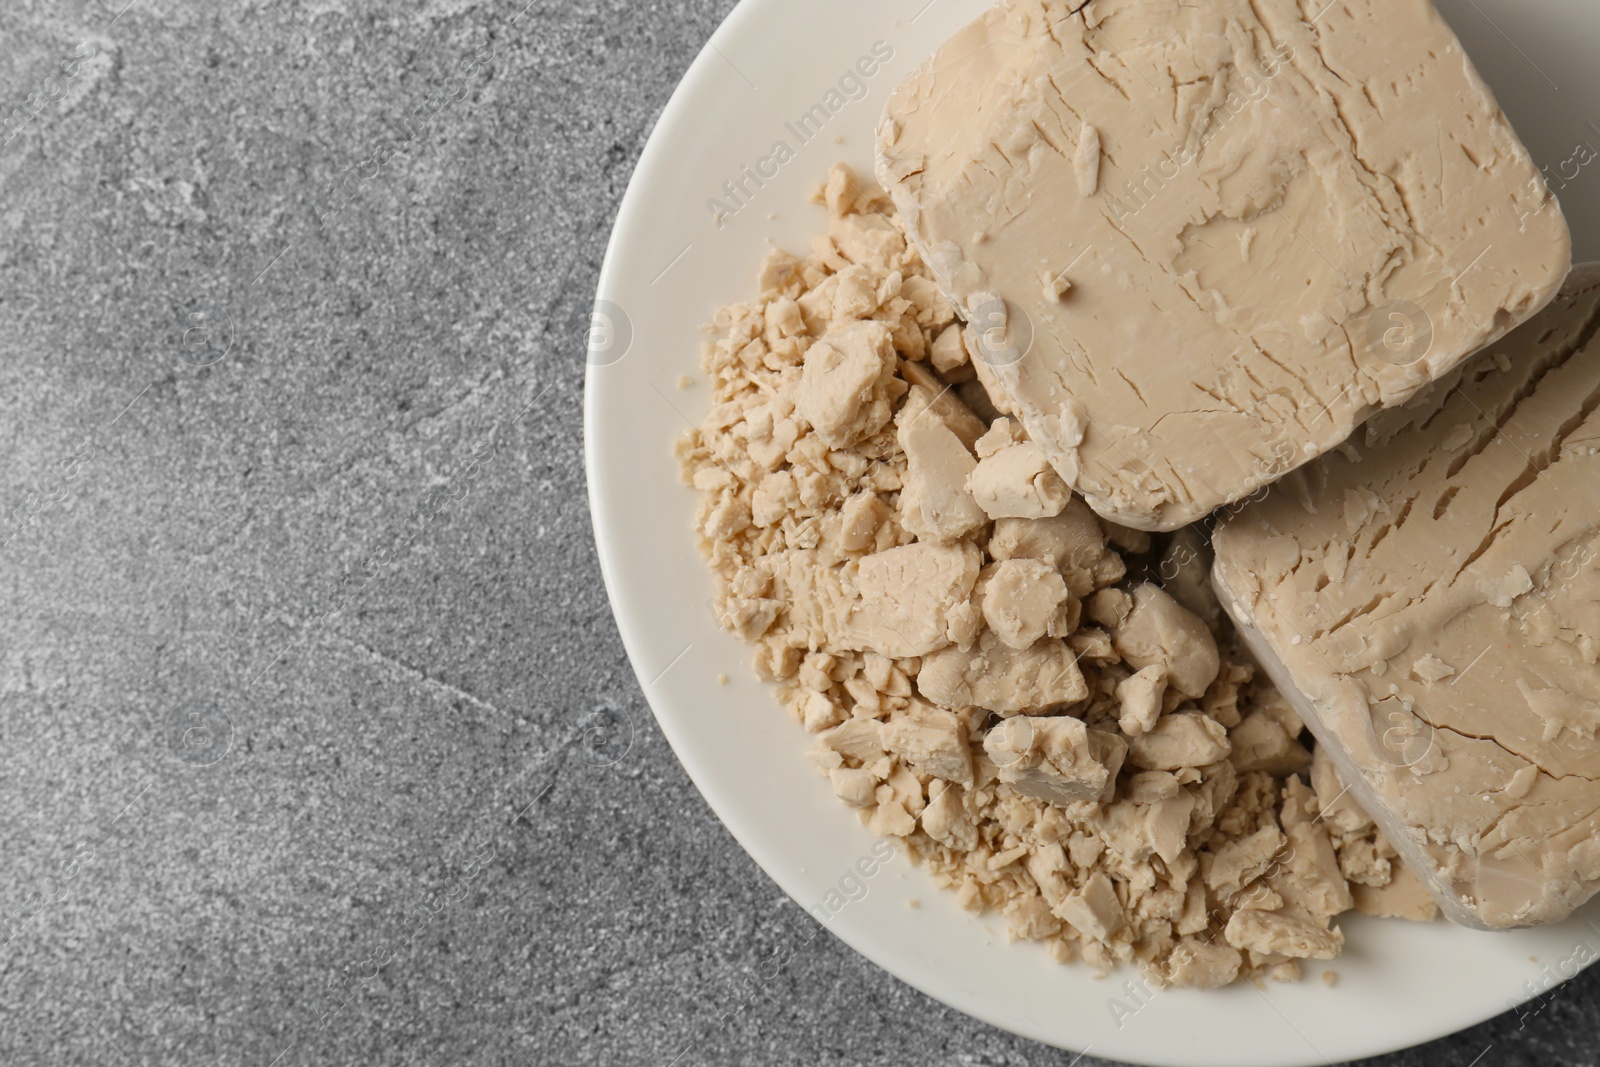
<box><xmin>0</xmin><ymin>1</ymin><xmax>1595</xmax><ymax>1064</ymax></box>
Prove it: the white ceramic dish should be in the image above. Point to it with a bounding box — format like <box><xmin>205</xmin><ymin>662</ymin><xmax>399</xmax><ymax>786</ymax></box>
<box><xmin>584</xmin><ymin>2</ymin><xmax>1600</xmax><ymax>1063</ymax></box>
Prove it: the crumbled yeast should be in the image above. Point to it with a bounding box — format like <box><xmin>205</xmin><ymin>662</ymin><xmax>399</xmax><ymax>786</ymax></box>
<box><xmin>676</xmin><ymin>164</ymin><xmax>1429</xmax><ymax>989</ymax></box>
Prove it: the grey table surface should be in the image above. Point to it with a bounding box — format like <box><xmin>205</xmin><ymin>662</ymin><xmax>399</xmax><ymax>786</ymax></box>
<box><xmin>1</xmin><ymin>1</ymin><xmax>1596</xmax><ymax>1065</ymax></box>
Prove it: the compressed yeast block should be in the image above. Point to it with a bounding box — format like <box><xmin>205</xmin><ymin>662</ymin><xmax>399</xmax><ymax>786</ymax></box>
<box><xmin>877</xmin><ymin>0</ymin><xmax>1569</xmax><ymax>531</ymax></box>
<box><xmin>1213</xmin><ymin>266</ymin><xmax>1600</xmax><ymax>929</ymax></box>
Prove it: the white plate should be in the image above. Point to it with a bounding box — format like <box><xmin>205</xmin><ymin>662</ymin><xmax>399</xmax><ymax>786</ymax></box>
<box><xmin>584</xmin><ymin>2</ymin><xmax>1600</xmax><ymax>1063</ymax></box>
